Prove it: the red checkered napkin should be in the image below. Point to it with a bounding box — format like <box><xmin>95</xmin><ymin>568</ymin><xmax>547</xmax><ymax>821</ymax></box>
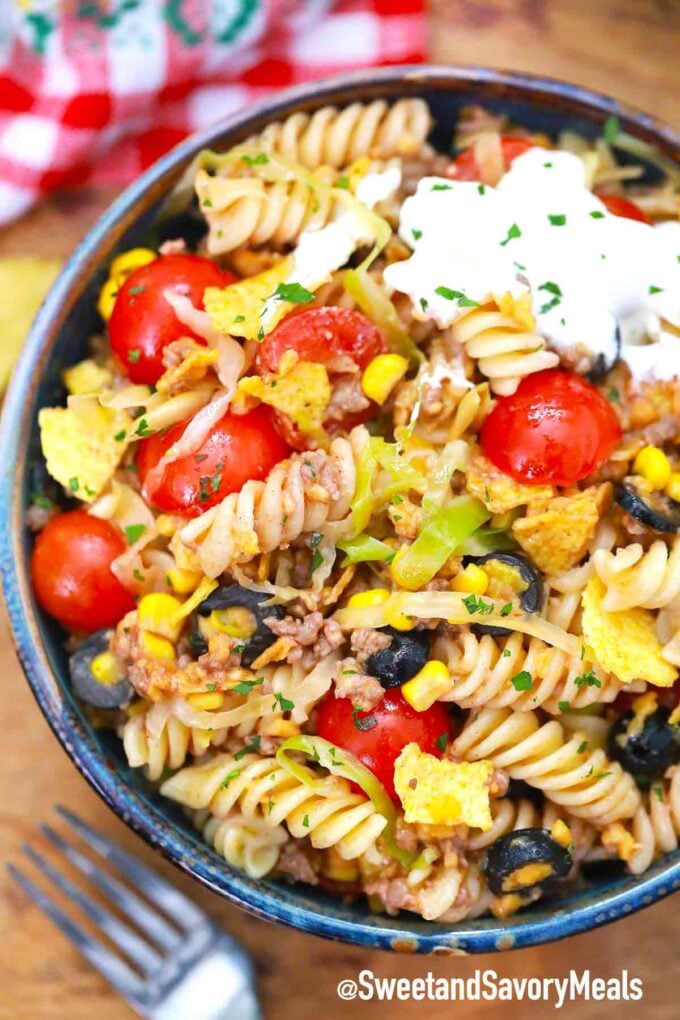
<box><xmin>0</xmin><ymin>0</ymin><xmax>426</xmax><ymax>224</ymax></box>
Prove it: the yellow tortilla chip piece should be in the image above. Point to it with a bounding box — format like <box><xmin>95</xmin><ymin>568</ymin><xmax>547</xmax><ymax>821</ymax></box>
<box><xmin>203</xmin><ymin>257</ymin><xmax>292</xmax><ymax>340</ymax></box>
<box><xmin>582</xmin><ymin>576</ymin><xmax>678</xmax><ymax>688</ymax></box>
<box><xmin>0</xmin><ymin>257</ymin><xmax>61</xmax><ymax>391</ymax></box>
<box><xmin>512</xmin><ymin>484</ymin><xmax>610</xmax><ymax>575</ymax></box>
<box><xmin>465</xmin><ymin>453</ymin><xmax>554</xmax><ymax>514</ymax></box>
<box><xmin>394</xmin><ymin>742</ymin><xmax>493</xmax><ymax>830</ymax></box>
<box><xmin>238</xmin><ymin>359</ymin><xmax>330</xmax><ymax>443</ymax></box>
<box><xmin>39</xmin><ymin>396</ymin><xmax>129</xmax><ymax>503</ymax></box>
<box><xmin>63</xmin><ymin>358</ymin><xmax>113</xmax><ymax>395</ymax></box>
<box><xmin>156</xmin><ymin>347</ymin><xmax>218</xmax><ymax>394</ymax></box>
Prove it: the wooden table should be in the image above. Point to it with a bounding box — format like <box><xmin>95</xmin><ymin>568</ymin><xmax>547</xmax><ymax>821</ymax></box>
<box><xmin>2</xmin><ymin>3</ymin><xmax>679</xmax><ymax>1017</ymax></box>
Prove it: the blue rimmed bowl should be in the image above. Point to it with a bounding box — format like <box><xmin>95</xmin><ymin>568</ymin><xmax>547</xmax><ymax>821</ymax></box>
<box><xmin>2</xmin><ymin>66</ymin><xmax>679</xmax><ymax>954</ymax></box>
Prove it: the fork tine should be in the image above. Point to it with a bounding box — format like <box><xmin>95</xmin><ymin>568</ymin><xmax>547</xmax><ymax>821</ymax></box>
<box><xmin>8</xmin><ymin>864</ymin><xmax>145</xmax><ymax>1001</ymax></box>
<box><xmin>40</xmin><ymin>824</ymin><xmax>182</xmax><ymax>953</ymax></box>
<box><xmin>21</xmin><ymin>845</ymin><xmax>165</xmax><ymax>977</ymax></box>
<box><xmin>56</xmin><ymin>806</ymin><xmax>208</xmax><ymax>930</ymax></box>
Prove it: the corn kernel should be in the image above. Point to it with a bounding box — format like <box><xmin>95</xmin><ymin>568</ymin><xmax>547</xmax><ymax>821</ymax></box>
<box><xmin>601</xmin><ymin>822</ymin><xmax>636</xmax><ymax>862</ymax></box>
<box><xmin>167</xmin><ymin>566</ymin><xmax>203</xmax><ymax>594</ymax></box>
<box><xmin>550</xmin><ymin>819</ymin><xmax>572</xmax><ymax>849</ymax></box>
<box><xmin>109</xmin><ymin>247</ymin><xmax>156</xmax><ymax>279</ymax></box>
<box><xmin>324</xmin><ymin>847</ymin><xmax>359</xmax><ymax>882</ymax></box>
<box><xmin>139</xmin><ymin>631</ymin><xmax>176</xmax><ymax>661</ymax></box>
<box><xmin>138</xmin><ymin>592</ymin><xmax>184</xmax><ymax>642</ymax></box>
<box><xmin>209</xmin><ymin>606</ymin><xmax>256</xmax><ymax>639</ymax></box>
<box><xmin>90</xmin><ymin>651</ymin><xmax>123</xmax><ymax>686</ymax></box>
<box><xmin>361</xmin><ymin>354</ymin><xmax>409</xmax><ymax>404</ymax></box>
<box><xmin>347</xmin><ymin>588</ymin><xmax>390</xmax><ymax>610</ymax></box>
<box><xmin>187</xmin><ymin>691</ymin><xmax>227</xmax><ymax>711</ymax></box>
<box><xmin>401</xmin><ymin>660</ymin><xmax>451</xmax><ymax>711</ymax></box>
<box><xmin>387</xmin><ymin>609</ymin><xmax>418</xmax><ymax>631</ymax></box>
<box><xmin>665</xmin><ymin>472</ymin><xmax>680</xmax><ymax>503</ymax></box>
<box><xmin>633</xmin><ymin>446</ymin><xmax>672</xmax><ymax>490</ymax></box>
<box><xmin>259</xmin><ymin>717</ymin><xmax>301</xmax><ymax>738</ymax></box>
<box><xmin>97</xmin><ymin>275</ymin><xmax>122</xmax><ymax>322</ymax></box>
<box><xmin>451</xmin><ymin>563</ymin><xmax>489</xmax><ymax>595</ymax></box>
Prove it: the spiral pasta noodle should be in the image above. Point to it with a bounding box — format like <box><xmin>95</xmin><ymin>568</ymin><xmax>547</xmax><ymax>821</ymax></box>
<box><xmin>593</xmin><ymin>538</ymin><xmax>680</xmax><ymax>611</ymax></box>
<box><xmin>160</xmin><ymin>751</ymin><xmax>387</xmax><ymax>860</ymax></box>
<box><xmin>122</xmin><ymin>706</ymin><xmax>230</xmax><ymax>781</ymax></box>
<box><xmin>432</xmin><ymin>629</ymin><xmax>621</xmax><ymax>714</ymax></box>
<box><xmin>450</xmin><ymin>301</ymin><xmax>559</xmax><ymax>396</ymax></box>
<box><xmin>466</xmin><ymin>795</ymin><xmax>598</xmax><ymax>861</ymax></box>
<box><xmin>626</xmin><ymin>772</ymin><xmax>680</xmax><ymax>874</ymax></box>
<box><xmin>452</xmin><ymin>707</ymin><xmax>641</xmax><ymax>826</ymax></box>
<box><xmin>194</xmin><ymin>808</ymin><xmax>289</xmax><ymax>879</ymax></box>
<box><xmin>178</xmin><ymin>431</ymin><xmax>361</xmax><ymax>577</ymax></box>
<box><xmin>249</xmin><ymin>99</ymin><xmax>432</xmax><ymax>170</ymax></box>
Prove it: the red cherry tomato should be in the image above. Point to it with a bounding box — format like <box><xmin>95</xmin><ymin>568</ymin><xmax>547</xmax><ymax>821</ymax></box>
<box><xmin>315</xmin><ymin>688</ymin><xmax>451</xmax><ymax>801</ymax></box>
<box><xmin>598</xmin><ymin>194</ymin><xmax>651</xmax><ymax>224</ymax></box>
<box><xmin>31</xmin><ymin>510</ymin><xmax>135</xmax><ymax>632</ymax></box>
<box><xmin>136</xmin><ymin>406</ymin><xmax>291</xmax><ymax>516</ymax></box>
<box><xmin>452</xmin><ymin>136</ymin><xmax>536</xmax><ymax>181</ymax></box>
<box><xmin>255</xmin><ymin>307</ymin><xmax>387</xmax><ymax>443</ymax></box>
<box><xmin>480</xmin><ymin>369</ymin><xmax>622</xmax><ymax>487</ymax></box>
<box><xmin>108</xmin><ymin>254</ymin><xmax>236</xmax><ymax>385</ymax></box>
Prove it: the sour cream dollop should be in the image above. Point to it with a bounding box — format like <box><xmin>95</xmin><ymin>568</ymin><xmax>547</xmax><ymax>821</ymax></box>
<box><xmin>383</xmin><ymin>147</ymin><xmax>680</xmax><ymax>381</ymax></box>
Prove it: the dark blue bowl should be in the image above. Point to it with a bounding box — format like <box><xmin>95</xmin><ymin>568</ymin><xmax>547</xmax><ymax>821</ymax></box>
<box><xmin>2</xmin><ymin>66</ymin><xmax>679</xmax><ymax>953</ymax></box>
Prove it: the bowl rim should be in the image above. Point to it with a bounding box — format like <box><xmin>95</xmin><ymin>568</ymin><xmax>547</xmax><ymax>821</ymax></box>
<box><xmin>2</xmin><ymin>64</ymin><xmax>679</xmax><ymax>954</ymax></box>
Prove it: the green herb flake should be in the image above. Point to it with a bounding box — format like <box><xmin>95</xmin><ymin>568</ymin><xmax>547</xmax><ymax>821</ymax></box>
<box><xmin>435</xmin><ymin>285</ymin><xmax>479</xmax><ymax>308</ymax></box>
<box><xmin>608</xmin><ymin>387</ymin><xmax>620</xmax><ymax>403</ymax></box>
<box><xmin>124</xmin><ymin>523</ymin><xmax>146</xmax><ymax>546</ymax></box>
<box><xmin>134</xmin><ymin>418</ymin><xmax>154</xmax><ymax>438</ymax></box>
<box><xmin>335</xmin><ymin>175</ymin><xmax>350</xmax><ymax>190</ymax></box>
<box><xmin>234</xmin><ymin>736</ymin><xmax>262</xmax><ymax>761</ymax></box>
<box><xmin>435</xmin><ymin>732</ymin><xmax>448</xmax><ymax>753</ymax></box>
<box><xmin>500</xmin><ymin>223</ymin><xmax>522</xmax><ymax>247</ymax></box>
<box><xmin>543</xmin><ymin>161</ymin><xmax>553</xmax><ymax>168</ymax></box>
<box><xmin>511</xmin><ymin>670</ymin><xmax>533</xmax><ymax>692</ymax></box>
<box><xmin>577</xmin><ymin>741</ymin><xmax>589</xmax><ymax>755</ymax></box>
<box><xmin>233</xmin><ymin>676</ymin><xmax>265</xmax><ymax>696</ymax></box>
<box><xmin>353</xmin><ymin>709</ymin><xmax>378</xmax><ymax>732</ymax></box>
<box><xmin>220</xmin><ymin>769</ymin><xmax>241</xmax><ymax>790</ymax></box>
<box><xmin>114</xmin><ymin>429</ymin><xmax>126</xmax><ymax>441</ymax></box>
<box><xmin>593</xmin><ymin>771</ymin><xmax>612</xmax><ymax>780</ymax></box>
<box><xmin>241</xmin><ymin>153</ymin><xmax>269</xmax><ymax>166</ymax></box>
<box><xmin>502</xmin><ymin>648</ymin><xmax>512</xmax><ymax>658</ymax></box>
<box><xmin>31</xmin><ymin>492</ymin><xmax>55</xmax><ymax>510</ymax></box>
<box><xmin>558</xmin><ymin>701</ymin><xmax>570</xmax><ymax>713</ymax></box>
<box><xmin>649</xmin><ymin>285</ymin><xmax>664</xmax><ymax>295</ymax></box>
<box><xmin>431</xmin><ymin>183</ymin><xmax>452</xmax><ymax>191</ymax></box>
<box><xmin>272</xmin><ymin>692</ymin><xmax>295</xmax><ymax>713</ymax></box>
<box><xmin>548</xmin><ymin>213</ymin><xmax>567</xmax><ymax>226</ymax></box>
<box><xmin>654</xmin><ymin>784</ymin><xmax>665</xmax><ymax>803</ymax></box>
<box><xmin>537</xmin><ymin>280</ymin><xmax>563</xmax><ymax>316</ymax></box>
<box><xmin>133</xmin><ymin>568</ymin><xmax>145</xmax><ymax>583</ymax></box>
<box><xmin>128</xmin><ymin>285</ymin><xmax>146</xmax><ymax>296</ymax></box>
<box><xmin>500</xmin><ymin>602</ymin><xmax>513</xmax><ymax>617</ymax></box>
<box><xmin>302</xmin><ymin>814</ymin><xmax>310</xmax><ymax>828</ymax></box>
<box><xmin>412</xmin><ymin>228</ymin><xmax>423</xmax><ymax>241</ymax></box>
<box><xmin>206</xmin><ymin>683</ymin><xmax>217</xmax><ymax>692</ymax></box>
<box><xmin>477</xmin><ymin>184</ymin><xmax>486</xmax><ymax>195</ymax></box>
<box><xmin>272</xmin><ymin>281</ymin><xmax>316</xmax><ymax>304</ymax></box>
<box><xmin>462</xmin><ymin>594</ymin><xmax>493</xmax><ymax>616</ymax></box>
<box><xmin>574</xmin><ymin>669</ymin><xmax>602</xmax><ymax>689</ymax></box>
<box><xmin>128</xmin><ymin>349</ymin><xmax>141</xmax><ymax>363</ymax></box>
<box><xmin>234</xmin><ymin>314</ymin><xmax>245</xmax><ymax>323</ymax></box>
<box><xmin>310</xmin><ymin>548</ymin><xmax>324</xmax><ymax>573</ymax></box>
<box><xmin>603</xmin><ymin>115</ymin><xmax>620</xmax><ymax>144</ymax></box>
<box><xmin>68</xmin><ymin>477</ymin><xmax>79</xmax><ymax>492</ymax></box>
<box><xmin>419</xmin><ymin>297</ymin><xmax>429</xmax><ymax>312</ymax></box>
<box><xmin>590</xmin><ymin>210</ymin><xmax>605</xmax><ymax>219</ymax></box>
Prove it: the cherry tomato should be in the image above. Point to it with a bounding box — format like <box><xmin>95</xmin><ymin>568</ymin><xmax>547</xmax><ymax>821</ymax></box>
<box><xmin>136</xmin><ymin>406</ymin><xmax>291</xmax><ymax>516</ymax></box>
<box><xmin>31</xmin><ymin>510</ymin><xmax>135</xmax><ymax>632</ymax></box>
<box><xmin>452</xmin><ymin>136</ymin><xmax>536</xmax><ymax>181</ymax></box>
<box><xmin>315</xmin><ymin>688</ymin><xmax>451</xmax><ymax>801</ymax></box>
<box><xmin>480</xmin><ymin>369</ymin><xmax>622</xmax><ymax>487</ymax></box>
<box><xmin>108</xmin><ymin>254</ymin><xmax>236</xmax><ymax>385</ymax></box>
<box><xmin>255</xmin><ymin>307</ymin><xmax>387</xmax><ymax>442</ymax></box>
<box><xmin>598</xmin><ymin>194</ymin><xmax>651</xmax><ymax>224</ymax></box>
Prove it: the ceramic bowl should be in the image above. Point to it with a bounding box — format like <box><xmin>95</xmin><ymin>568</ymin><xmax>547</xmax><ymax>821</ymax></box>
<box><xmin>2</xmin><ymin>65</ymin><xmax>679</xmax><ymax>953</ymax></box>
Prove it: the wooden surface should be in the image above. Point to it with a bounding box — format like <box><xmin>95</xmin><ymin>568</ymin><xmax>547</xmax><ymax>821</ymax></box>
<box><xmin>2</xmin><ymin>4</ymin><xmax>680</xmax><ymax>1017</ymax></box>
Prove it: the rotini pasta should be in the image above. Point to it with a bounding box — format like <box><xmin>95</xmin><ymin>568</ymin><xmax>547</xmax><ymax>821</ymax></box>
<box><xmin>36</xmin><ymin>97</ymin><xmax>680</xmax><ymax>926</ymax></box>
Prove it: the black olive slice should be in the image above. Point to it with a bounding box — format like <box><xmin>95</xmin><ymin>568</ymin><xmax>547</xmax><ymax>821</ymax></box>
<box><xmin>617</xmin><ymin>483</ymin><xmax>680</xmax><ymax>534</ymax></box>
<box><xmin>483</xmin><ymin>828</ymin><xmax>572</xmax><ymax>898</ymax></box>
<box><xmin>365</xmin><ymin>627</ymin><xmax>430</xmax><ymax>689</ymax></box>
<box><xmin>585</xmin><ymin>321</ymin><xmax>621</xmax><ymax>382</ymax></box>
<box><xmin>193</xmin><ymin>584</ymin><xmax>285</xmax><ymax>666</ymax></box>
<box><xmin>607</xmin><ymin>706</ymin><xmax>680</xmax><ymax>784</ymax></box>
<box><xmin>464</xmin><ymin>551</ymin><xmax>544</xmax><ymax>636</ymax></box>
<box><xmin>69</xmin><ymin>629</ymin><xmax>133</xmax><ymax>709</ymax></box>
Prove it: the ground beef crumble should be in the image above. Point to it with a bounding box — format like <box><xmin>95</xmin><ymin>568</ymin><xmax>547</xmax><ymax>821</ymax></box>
<box><xmin>264</xmin><ymin>611</ymin><xmax>345</xmax><ymax>667</ymax></box>
<box><xmin>333</xmin><ymin>657</ymin><xmax>384</xmax><ymax>711</ymax></box>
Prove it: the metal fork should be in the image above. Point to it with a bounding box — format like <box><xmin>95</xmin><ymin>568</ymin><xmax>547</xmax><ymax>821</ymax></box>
<box><xmin>8</xmin><ymin>806</ymin><xmax>262</xmax><ymax>1020</ymax></box>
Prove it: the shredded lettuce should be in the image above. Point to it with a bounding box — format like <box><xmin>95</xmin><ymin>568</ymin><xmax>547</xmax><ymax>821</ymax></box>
<box><xmin>338</xmin><ymin>533</ymin><xmax>396</xmax><ymax>566</ymax></box>
<box><xmin>391</xmin><ymin>496</ymin><xmax>490</xmax><ymax>591</ymax></box>
<box><xmin>276</xmin><ymin>735</ymin><xmax>416</xmax><ymax>868</ymax></box>
<box><xmin>343</xmin><ymin>268</ymin><xmax>422</xmax><ymax>364</ymax></box>
<box><xmin>351</xmin><ymin>437</ymin><xmax>426</xmax><ymax>533</ymax></box>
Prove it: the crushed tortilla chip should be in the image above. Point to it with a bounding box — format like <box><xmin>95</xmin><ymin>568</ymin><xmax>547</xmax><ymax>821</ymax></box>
<box><xmin>238</xmin><ymin>359</ymin><xmax>331</xmax><ymax>443</ymax></box>
<box><xmin>0</xmin><ymin>257</ymin><xmax>61</xmax><ymax>391</ymax></box>
<box><xmin>63</xmin><ymin>358</ymin><xmax>113</xmax><ymax>395</ymax></box>
<box><xmin>393</xmin><ymin>742</ymin><xmax>493</xmax><ymax>830</ymax></box>
<box><xmin>582</xmin><ymin>576</ymin><xmax>678</xmax><ymax>687</ymax></box>
<box><xmin>465</xmin><ymin>452</ymin><xmax>554</xmax><ymax>514</ymax></box>
<box><xmin>156</xmin><ymin>346</ymin><xmax>218</xmax><ymax>394</ymax></box>
<box><xmin>38</xmin><ymin>396</ymin><xmax>129</xmax><ymax>502</ymax></box>
<box><xmin>512</xmin><ymin>484</ymin><xmax>611</xmax><ymax>574</ymax></box>
<box><xmin>203</xmin><ymin>257</ymin><xmax>292</xmax><ymax>340</ymax></box>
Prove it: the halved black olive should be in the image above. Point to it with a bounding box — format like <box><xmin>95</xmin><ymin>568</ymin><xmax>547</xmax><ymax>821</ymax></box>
<box><xmin>506</xmin><ymin>779</ymin><xmax>544</xmax><ymax>808</ymax></box>
<box><xmin>617</xmin><ymin>483</ymin><xmax>680</xmax><ymax>534</ymax></box>
<box><xmin>585</xmin><ymin>321</ymin><xmax>621</xmax><ymax>382</ymax></box>
<box><xmin>365</xmin><ymin>627</ymin><xmax>430</xmax><ymax>689</ymax></box>
<box><xmin>580</xmin><ymin>858</ymin><xmax>627</xmax><ymax>884</ymax></box>
<box><xmin>607</xmin><ymin>706</ymin><xmax>680</xmax><ymax>784</ymax></box>
<box><xmin>69</xmin><ymin>630</ymin><xmax>133</xmax><ymax>709</ymax></box>
<box><xmin>464</xmin><ymin>551</ymin><xmax>543</xmax><ymax>636</ymax></box>
<box><xmin>483</xmin><ymin>828</ymin><xmax>572</xmax><ymax>898</ymax></box>
<box><xmin>192</xmin><ymin>584</ymin><xmax>285</xmax><ymax>667</ymax></box>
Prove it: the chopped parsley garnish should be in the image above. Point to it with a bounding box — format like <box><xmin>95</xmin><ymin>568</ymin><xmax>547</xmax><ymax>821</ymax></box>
<box><xmin>608</xmin><ymin>387</ymin><xmax>620</xmax><ymax>403</ymax></box>
<box><xmin>128</xmin><ymin>349</ymin><xmax>141</xmax><ymax>363</ymax></box>
<box><xmin>241</xmin><ymin>152</ymin><xmax>269</xmax><ymax>166</ymax></box>
<box><xmin>431</xmin><ymin>183</ymin><xmax>452</xmax><ymax>191</ymax></box>
<box><xmin>114</xmin><ymin>429</ymin><xmax>126</xmax><ymax>441</ymax></box>
<box><xmin>537</xmin><ymin>280</ymin><xmax>563</xmax><ymax>315</ymax></box>
<box><xmin>543</xmin><ymin>161</ymin><xmax>553</xmax><ymax>168</ymax></box>
<box><xmin>133</xmin><ymin>568</ymin><xmax>145</xmax><ymax>582</ymax></box>
<box><xmin>232</xmin><ymin>676</ymin><xmax>264</xmax><ymax>696</ymax></box>
<box><xmin>68</xmin><ymin>477</ymin><xmax>79</xmax><ymax>492</ymax></box>
<box><xmin>272</xmin><ymin>281</ymin><xmax>316</xmax><ymax>304</ymax></box>
<box><xmin>513</xmin><ymin>261</ymin><xmax>527</xmax><ymax>272</ymax></box>
<box><xmin>134</xmin><ymin>418</ymin><xmax>154</xmax><ymax>438</ymax></box>
<box><xmin>649</xmin><ymin>284</ymin><xmax>664</xmax><ymax>295</ymax></box>
<box><xmin>272</xmin><ymin>692</ymin><xmax>295</xmax><ymax>713</ymax></box>
<box><xmin>590</xmin><ymin>210</ymin><xmax>605</xmax><ymax>219</ymax></box>
<box><xmin>234</xmin><ymin>736</ymin><xmax>262</xmax><ymax>761</ymax></box>
<box><xmin>558</xmin><ymin>701</ymin><xmax>570</xmax><ymax>713</ymax></box>
<box><xmin>335</xmin><ymin>175</ymin><xmax>350</xmax><ymax>190</ymax></box>
<box><xmin>593</xmin><ymin>771</ymin><xmax>612</xmax><ymax>780</ymax></box>
<box><xmin>653</xmin><ymin>784</ymin><xmax>665</xmax><ymax>803</ymax></box>
<box><xmin>412</xmin><ymin>228</ymin><xmax>423</xmax><ymax>241</ymax></box>
<box><xmin>603</xmin><ymin>115</ymin><xmax>620</xmax><ymax>144</ymax></box>
<box><xmin>435</xmin><ymin>286</ymin><xmax>479</xmax><ymax>307</ymax></box>
<box><xmin>577</xmin><ymin>741</ymin><xmax>589</xmax><ymax>755</ymax></box>
<box><xmin>500</xmin><ymin>223</ymin><xmax>522</xmax><ymax>246</ymax></box>
<box><xmin>500</xmin><ymin>602</ymin><xmax>513</xmax><ymax>617</ymax></box>
<box><xmin>574</xmin><ymin>669</ymin><xmax>601</xmax><ymax>689</ymax></box>
<box><xmin>234</xmin><ymin>314</ymin><xmax>245</xmax><ymax>323</ymax></box>
<box><xmin>202</xmin><ymin>198</ymin><xmax>213</xmax><ymax>208</ymax></box>
<box><xmin>462</xmin><ymin>594</ymin><xmax>494</xmax><ymax>616</ymax></box>
<box><xmin>548</xmin><ymin>213</ymin><xmax>567</xmax><ymax>226</ymax></box>
<box><xmin>341</xmin><ymin>669</ymin><xmax>357</xmax><ymax>676</ymax></box>
<box><xmin>511</xmin><ymin>670</ymin><xmax>533</xmax><ymax>692</ymax></box>
<box><xmin>477</xmin><ymin>184</ymin><xmax>486</xmax><ymax>195</ymax></box>
<box><xmin>302</xmin><ymin>814</ymin><xmax>310</xmax><ymax>828</ymax></box>
<box><xmin>310</xmin><ymin>549</ymin><xmax>324</xmax><ymax>573</ymax></box>
<box><xmin>502</xmin><ymin>649</ymin><xmax>512</xmax><ymax>658</ymax></box>
<box><xmin>419</xmin><ymin>297</ymin><xmax>429</xmax><ymax>312</ymax></box>
<box><xmin>206</xmin><ymin>683</ymin><xmax>217</xmax><ymax>691</ymax></box>
<box><xmin>353</xmin><ymin>709</ymin><xmax>377</xmax><ymax>732</ymax></box>
<box><xmin>435</xmin><ymin>732</ymin><xmax>448</xmax><ymax>753</ymax></box>
<box><xmin>257</xmin><ymin>326</ymin><xmax>265</xmax><ymax>341</ymax></box>
<box><xmin>128</xmin><ymin>286</ymin><xmax>146</xmax><ymax>296</ymax></box>
<box><xmin>31</xmin><ymin>492</ymin><xmax>55</xmax><ymax>510</ymax></box>
<box><xmin>220</xmin><ymin>769</ymin><xmax>241</xmax><ymax>789</ymax></box>
<box><xmin>124</xmin><ymin>523</ymin><xmax>146</xmax><ymax>545</ymax></box>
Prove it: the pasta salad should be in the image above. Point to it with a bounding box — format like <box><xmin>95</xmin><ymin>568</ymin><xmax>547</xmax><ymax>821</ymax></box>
<box><xmin>29</xmin><ymin>98</ymin><xmax>680</xmax><ymax>922</ymax></box>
